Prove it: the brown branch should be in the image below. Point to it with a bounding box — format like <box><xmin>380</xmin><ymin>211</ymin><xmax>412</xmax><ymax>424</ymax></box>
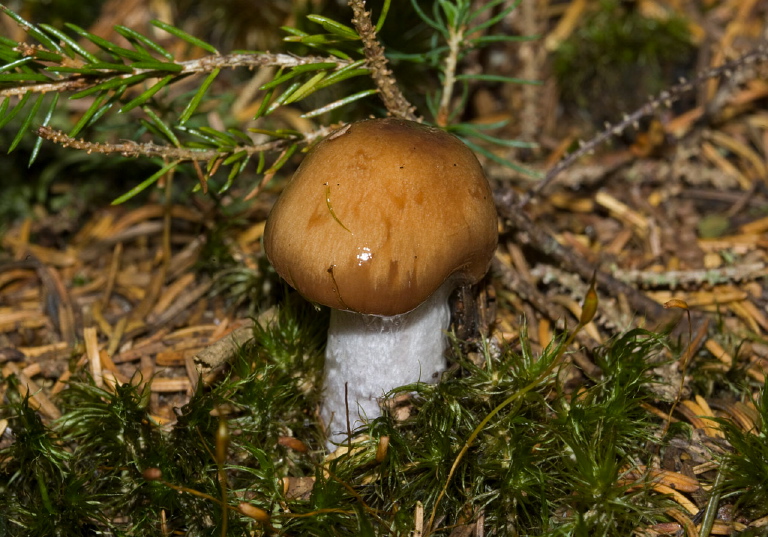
<box><xmin>1</xmin><ymin>52</ymin><xmax>352</xmax><ymax>98</ymax></box>
<box><xmin>347</xmin><ymin>0</ymin><xmax>418</xmax><ymax>121</ymax></box>
<box><xmin>35</xmin><ymin>124</ymin><xmax>337</xmax><ymax>161</ymax></box>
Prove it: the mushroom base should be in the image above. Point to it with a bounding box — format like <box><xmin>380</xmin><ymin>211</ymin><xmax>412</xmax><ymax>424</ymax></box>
<box><xmin>321</xmin><ymin>282</ymin><xmax>451</xmax><ymax>448</ymax></box>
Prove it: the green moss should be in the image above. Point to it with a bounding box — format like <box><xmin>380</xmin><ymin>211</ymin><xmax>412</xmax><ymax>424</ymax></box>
<box><xmin>0</xmin><ymin>294</ymin><xmax>326</xmax><ymax>536</ymax></box>
<box><xmin>718</xmin><ymin>379</ymin><xmax>768</xmax><ymax>519</ymax></box>
<box><xmin>1</xmin><ymin>306</ymin><xmax>753</xmax><ymax>535</ymax></box>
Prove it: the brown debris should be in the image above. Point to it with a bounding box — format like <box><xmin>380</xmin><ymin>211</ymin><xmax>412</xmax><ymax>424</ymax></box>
<box><xmin>0</xmin><ymin>203</ymin><xmax>266</xmax><ymax>422</ymax></box>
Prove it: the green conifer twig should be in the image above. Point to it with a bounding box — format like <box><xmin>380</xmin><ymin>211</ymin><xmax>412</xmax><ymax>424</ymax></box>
<box><xmin>0</xmin><ymin>50</ymin><xmax>352</xmax><ymax>98</ymax></box>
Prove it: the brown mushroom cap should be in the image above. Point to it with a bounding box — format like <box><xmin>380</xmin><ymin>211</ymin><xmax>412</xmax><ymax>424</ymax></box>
<box><xmin>263</xmin><ymin>118</ymin><xmax>497</xmax><ymax>316</ymax></box>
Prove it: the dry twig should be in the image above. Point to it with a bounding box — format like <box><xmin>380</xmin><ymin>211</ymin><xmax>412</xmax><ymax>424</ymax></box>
<box><xmin>36</xmin><ymin>125</ymin><xmax>336</xmax><ymax>162</ymax></box>
<box><xmin>347</xmin><ymin>0</ymin><xmax>418</xmax><ymax>120</ymax></box>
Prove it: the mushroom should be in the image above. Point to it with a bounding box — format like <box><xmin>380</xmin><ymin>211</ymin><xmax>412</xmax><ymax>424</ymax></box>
<box><xmin>263</xmin><ymin>118</ymin><xmax>497</xmax><ymax>448</ymax></box>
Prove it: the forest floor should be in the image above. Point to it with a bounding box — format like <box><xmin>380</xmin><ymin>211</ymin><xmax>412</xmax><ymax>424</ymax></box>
<box><xmin>1</xmin><ymin>0</ymin><xmax>768</xmax><ymax>535</ymax></box>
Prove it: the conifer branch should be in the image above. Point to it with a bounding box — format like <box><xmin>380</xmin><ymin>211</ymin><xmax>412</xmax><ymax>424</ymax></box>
<box><xmin>0</xmin><ymin>1</ymin><xmax>536</xmax><ymax>198</ymax></box>
<box><xmin>0</xmin><ymin>51</ymin><xmax>352</xmax><ymax>98</ymax></box>
<box><xmin>347</xmin><ymin>0</ymin><xmax>418</xmax><ymax>120</ymax></box>
<box><xmin>436</xmin><ymin>23</ymin><xmax>464</xmax><ymax>127</ymax></box>
<box><xmin>35</xmin><ymin>124</ymin><xmax>336</xmax><ymax>161</ymax></box>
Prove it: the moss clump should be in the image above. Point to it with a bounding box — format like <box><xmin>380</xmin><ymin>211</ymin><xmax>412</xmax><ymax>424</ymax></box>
<box><xmin>4</xmin><ymin>303</ymin><xmax>762</xmax><ymax>535</ymax></box>
<box><xmin>718</xmin><ymin>379</ymin><xmax>768</xmax><ymax>520</ymax></box>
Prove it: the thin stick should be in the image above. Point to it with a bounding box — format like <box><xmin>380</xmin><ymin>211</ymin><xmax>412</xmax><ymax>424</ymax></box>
<box><xmin>84</xmin><ymin>326</ymin><xmax>103</xmax><ymax>388</ymax></box>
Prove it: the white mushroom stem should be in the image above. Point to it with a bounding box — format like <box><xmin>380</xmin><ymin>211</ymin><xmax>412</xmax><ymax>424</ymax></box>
<box><xmin>321</xmin><ymin>281</ymin><xmax>452</xmax><ymax>448</ymax></box>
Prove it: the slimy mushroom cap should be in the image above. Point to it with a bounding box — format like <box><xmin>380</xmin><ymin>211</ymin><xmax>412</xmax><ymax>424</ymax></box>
<box><xmin>264</xmin><ymin>118</ymin><xmax>497</xmax><ymax>316</ymax></box>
